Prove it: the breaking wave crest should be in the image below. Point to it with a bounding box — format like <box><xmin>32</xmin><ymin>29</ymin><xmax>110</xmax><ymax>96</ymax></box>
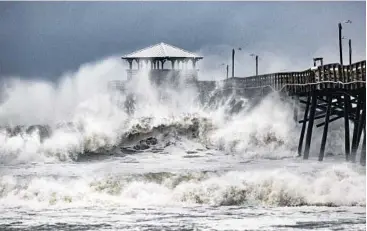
<box><xmin>0</xmin><ymin>164</ymin><xmax>365</xmax><ymax>208</ymax></box>
<box><xmin>0</xmin><ymin>57</ymin><xmax>352</xmax><ymax>164</ymax></box>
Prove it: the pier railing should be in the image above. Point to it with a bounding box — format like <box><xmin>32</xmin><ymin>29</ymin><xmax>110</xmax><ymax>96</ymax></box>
<box><xmin>224</xmin><ymin>60</ymin><xmax>366</xmax><ymax>95</ymax></box>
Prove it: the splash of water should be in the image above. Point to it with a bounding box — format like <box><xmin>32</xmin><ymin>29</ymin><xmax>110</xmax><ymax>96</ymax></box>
<box><xmin>0</xmin><ymin>56</ymin><xmax>354</xmax><ymax>164</ymax></box>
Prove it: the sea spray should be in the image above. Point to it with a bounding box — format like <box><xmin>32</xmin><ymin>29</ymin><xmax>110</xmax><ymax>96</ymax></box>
<box><xmin>0</xmin><ymin>56</ymin><xmax>357</xmax><ymax>163</ymax></box>
<box><xmin>0</xmin><ymin>163</ymin><xmax>364</xmax><ymax>208</ymax></box>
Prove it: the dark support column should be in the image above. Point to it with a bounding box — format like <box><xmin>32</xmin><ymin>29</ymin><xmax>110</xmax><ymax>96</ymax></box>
<box><xmin>319</xmin><ymin>94</ymin><xmax>332</xmax><ymax>161</ymax></box>
<box><xmin>151</xmin><ymin>60</ymin><xmax>154</xmax><ymax>69</ymax></box>
<box><xmin>298</xmin><ymin>94</ymin><xmax>311</xmax><ymax>156</ymax></box>
<box><xmin>128</xmin><ymin>60</ymin><xmax>132</xmax><ymax>69</ymax></box>
<box><xmin>344</xmin><ymin>94</ymin><xmax>351</xmax><ymax>160</ymax></box>
<box><xmin>193</xmin><ymin>59</ymin><xmax>196</xmax><ymax>69</ymax></box>
<box><xmin>356</xmin><ymin>102</ymin><xmax>366</xmax><ymax>153</ymax></box>
<box><xmin>293</xmin><ymin>96</ymin><xmax>298</xmax><ymax>123</ymax></box>
<box><xmin>137</xmin><ymin>59</ymin><xmax>140</xmax><ymax>70</ymax></box>
<box><xmin>349</xmin><ymin>39</ymin><xmax>352</xmax><ymax>66</ymax></box>
<box><xmin>351</xmin><ymin>95</ymin><xmax>362</xmax><ymax>162</ymax></box>
<box><xmin>338</xmin><ymin>22</ymin><xmax>345</xmax><ymax>83</ymax></box>
<box><xmin>360</xmin><ymin>127</ymin><xmax>366</xmax><ymax>166</ymax></box>
<box><xmin>348</xmin><ymin>39</ymin><xmax>352</xmax><ymax>85</ymax></box>
<box><xmin>338</xmin><ymin>23</ymin><xmax>343</xmax><ymax>66</ymax></box>
<box><xmin>256</xmin><ymin>55</ymin><xmax>259</xmax><ymax>76</ymax></box>
<box><xmin>304</xmin><ymin>91</ymin><xmax>318</xmax><ymax>159</ymax></box>
<box><xmin>232</xmin><ymin>49</ymin><xmax>235</xmax><ymax>78</ymax></box>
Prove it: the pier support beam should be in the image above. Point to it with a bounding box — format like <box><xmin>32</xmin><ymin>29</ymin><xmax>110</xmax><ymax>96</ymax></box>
<box><xmin>360</xmin><ymin>127</ymin><xmax>366</xmax><ymax>166</ymax></box>
<box><xmin>319</xmin><ymin>95</ymin><xmax>332</xmax><ymax>161</ymax></box>
<box><xmin>293</xmin><ymin>96</ymin><xmax>299</xmax><ymax>123</ymax></box>
<box><xmin>344</xmin><ymin>94</ymin><xmax>351</xmax><ymax>160</ymax></box>
<box><xmin>351</xmin><ymin>95</ymin><xmax>362</xmax><ymax>162</ymax></box>
<box><xmin>298</xmin><ymin>94</ymin><xmax>311</xmax><ymax>156</ymax></box>
<box><xmin>304</xmin><ymin>91</ymin><xmax>318</xmax><ymax>159</ymax></box>
<box><xmin>356</xmin><ymin>103</ymin><xmax>366</xmax><ymax>148</ymax></box>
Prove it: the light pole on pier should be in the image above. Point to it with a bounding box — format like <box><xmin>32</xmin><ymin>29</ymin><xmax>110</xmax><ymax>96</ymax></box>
<box><xmin>226</xmin><ymin>64</ymin><xmax>229</xmax><ymax>79</ymax></box>
<box><xmin>220</xmin><ymin>63</ymin><xmax>229</xmax><ymax>79</ymax></box>
<box><xmin>338</xmin><ymin>20</ymin><xmax>352</xmax><ymax>66</ymax></box>
<box><xmin>231</xmin><ymin>47</ymin><xmax>245</xmax><ymax>78</ymax></box>
<box><xmin>349</xmin><ymin>38</ymin><xmax>352</xmax><ymax>66</ymax></box>
<box><xmin>342</xmin><ymin>36</ymin><xmax>353</xmax><ymax>66</ymax></box>
<box><xmin>250</xmin><ymin>54</ymin><xmax>259</xmax><ymax>76</ymax></box>
<box><xmin>232</xmin><ymin>49</ymin><xmax>235</xmax><ymax>78</ymax></box>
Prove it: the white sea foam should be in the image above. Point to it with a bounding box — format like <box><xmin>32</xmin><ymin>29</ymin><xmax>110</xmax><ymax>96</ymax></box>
<box><xmin>0</xmin><ymin>163</ymin><xmax>364</xmax><ymax>209</ymax></box>
<box><xmin>0</xmin><ymin>57</ymin><xmax>364</xmax><ymax>211</ymax></box>
<box><xmin>0</xmin><ymin>56</ymin><xmax>358</xmax><ymax>164</ymax></box>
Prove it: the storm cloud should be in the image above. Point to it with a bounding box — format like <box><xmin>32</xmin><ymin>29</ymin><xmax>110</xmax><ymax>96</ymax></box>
<box><xmin>0</xmin><ymin>1</ymin><xmax>365</xmax><ymax>80</ymax></box>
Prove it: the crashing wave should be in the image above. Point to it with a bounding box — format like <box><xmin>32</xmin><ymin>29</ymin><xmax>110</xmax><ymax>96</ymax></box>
<box><xmin>0</xmin><ymin>114</ymin><xmax>216</xmax><ymax>163</ymax></box>
<box><xmin>0</xmin><ymin>164</ymin><xmax>364</xmax><ymax>208</ymax></box>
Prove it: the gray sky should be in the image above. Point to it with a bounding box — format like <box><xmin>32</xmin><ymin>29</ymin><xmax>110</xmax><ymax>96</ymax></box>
<box><xmin>0</xmin><ymin>1</ymin><xmax>365</xmax><ymax>80</ymax></box>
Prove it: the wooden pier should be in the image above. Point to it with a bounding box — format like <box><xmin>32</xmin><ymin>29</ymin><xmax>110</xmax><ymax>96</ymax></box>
<box><xmin>114</xmin><ymin>43</ymin><xmax>366</xmax><ymax>165</ymax></box>
<box><xmin>224</xmin><ymin>60</ymin><xmax>366</xmax><ymax>165</ymax></box>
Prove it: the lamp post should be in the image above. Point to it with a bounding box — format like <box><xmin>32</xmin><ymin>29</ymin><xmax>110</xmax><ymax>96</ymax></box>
<box><xmin>250</xmin><ymin>53</ymin><xmax>259</xmax><ymax>76</ymax></box>
<box><xmin>232</xmin><ymin>49</ymin><xmax>235</xmax><ymax>78</ymax></box>
<box><xmin>226</xmin><ymin>64</ymin><xmax>229</xmax><ymax>79</ymax></box>
<box><xmin>231</xmin><ymin>47</ymin><xmax>244</xmax><ymax>78</ymax></box>
<box><xmin>342</xmin><ymin>36</ymin><xmax>352</xmax><ymax>66</ymax></box>
<box><xmin>220</xmin><ymin>63</ymin><xmax>229</xmax><ymax>79</ymax></box>
<box><xmin>349</xmin><ymin>38</ymin><xmax>352</xmax><ymax>66</ymax></box>
<box><xmin>338</xmin><ymin>20</ymin><xmax>352</xmax><ymax>66</ymax></box>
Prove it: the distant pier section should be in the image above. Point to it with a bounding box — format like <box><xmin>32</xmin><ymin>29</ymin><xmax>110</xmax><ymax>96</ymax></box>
<box><xmin>121</xmin><ymin>42</ymin><xmax>203</xmax><ymax>84</ymax></box>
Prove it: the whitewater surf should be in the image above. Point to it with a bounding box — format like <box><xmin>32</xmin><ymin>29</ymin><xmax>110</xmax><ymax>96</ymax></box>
<box><xmin>0</xmin><ymin>58</ymin><xmax>365</xmax><ymax>230</ymax></box>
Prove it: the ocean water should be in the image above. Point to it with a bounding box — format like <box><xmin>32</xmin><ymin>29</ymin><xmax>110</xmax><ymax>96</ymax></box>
<box><xmin>0</xmin><ymin>58</ymin><xmax>365</xmax><ymax>231</ymax></box>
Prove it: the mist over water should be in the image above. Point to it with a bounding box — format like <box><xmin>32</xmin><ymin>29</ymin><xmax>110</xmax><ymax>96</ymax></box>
<box><xmin>0</xmin><ymin>56</ymin><xmax>365</xmax><ymax>230</ymax></box>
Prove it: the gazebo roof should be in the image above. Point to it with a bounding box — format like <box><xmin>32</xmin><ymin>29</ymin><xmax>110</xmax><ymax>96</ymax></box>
<box><xmin>122</xmin><ymin>42</ymin><xmax>203</xmax><ymax>59</ymax></box>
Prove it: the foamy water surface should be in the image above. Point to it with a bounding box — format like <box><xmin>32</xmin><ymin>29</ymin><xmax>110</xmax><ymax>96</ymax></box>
<box><xmin>0</xmin><ymin>58</ymin><xmax>365</xmax><ymax>230</ymax></box>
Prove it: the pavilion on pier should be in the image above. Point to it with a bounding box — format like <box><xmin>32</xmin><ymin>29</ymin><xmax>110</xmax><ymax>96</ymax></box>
<box><xmin>121</xmin><ymin>42</ymin><xmax>203</xmax><ymax>82</ymax></box>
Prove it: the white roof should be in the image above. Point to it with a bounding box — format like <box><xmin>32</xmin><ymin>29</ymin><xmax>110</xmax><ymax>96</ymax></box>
<box><xmin>122</xmin><ymin>42</ymin><xmax>203</xmax><ymax>59</ymax></box>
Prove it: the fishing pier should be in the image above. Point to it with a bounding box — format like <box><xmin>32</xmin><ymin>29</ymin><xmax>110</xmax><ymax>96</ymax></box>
<box><xmin>224</xmin><ymin>60</ymin><xmax>366</xmax><ymax>165</ymax></box>
<box><xmin>117</xmin><ymin>42</ymin><xmax>366</xmax><ymax>165</ymax></box>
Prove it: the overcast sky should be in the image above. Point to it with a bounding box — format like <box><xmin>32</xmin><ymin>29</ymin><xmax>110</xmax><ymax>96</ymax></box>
<box><xmin>0</xmin><ymin>1</ymin><xmax>365</xmax><ymax>80</ymax></box>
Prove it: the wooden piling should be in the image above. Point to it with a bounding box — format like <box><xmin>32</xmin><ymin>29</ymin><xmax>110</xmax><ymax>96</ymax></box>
<box><xmin>360</xmin><ymin>127</ymin><xmax>366</xmax><ymax>166</ymax></box>
<box><xmin>356</xmin><ymin>103</ymin><xmax>366</xmax><ymax>152</ymax></box>
<box><xmin>298</xmin><ymin>94</ymin><xmax>311</xmax><ymax>156</ymax></box>
<box><xmin>319</xmin><ymin>94</ymin><xmax>332</xmax><ymax>161</ymax></box>
<box><xmin>304</xmin><ymin>91</ymin><xmax>318</xmax><ymax>159</ymax></box>
<box><xmin>293</xmin><ymin>96</ymin><xmax>298</xmax><ymax>123</ymax></box>
<box><xmin>351</xmin><ymin>94</ymin><xmax>362</xmax><ymax>162</ymax></box>
<box><xmin>344</xmin><ymin>94</ymin><xmax>351</xmax><ymax>160</ymax></box>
